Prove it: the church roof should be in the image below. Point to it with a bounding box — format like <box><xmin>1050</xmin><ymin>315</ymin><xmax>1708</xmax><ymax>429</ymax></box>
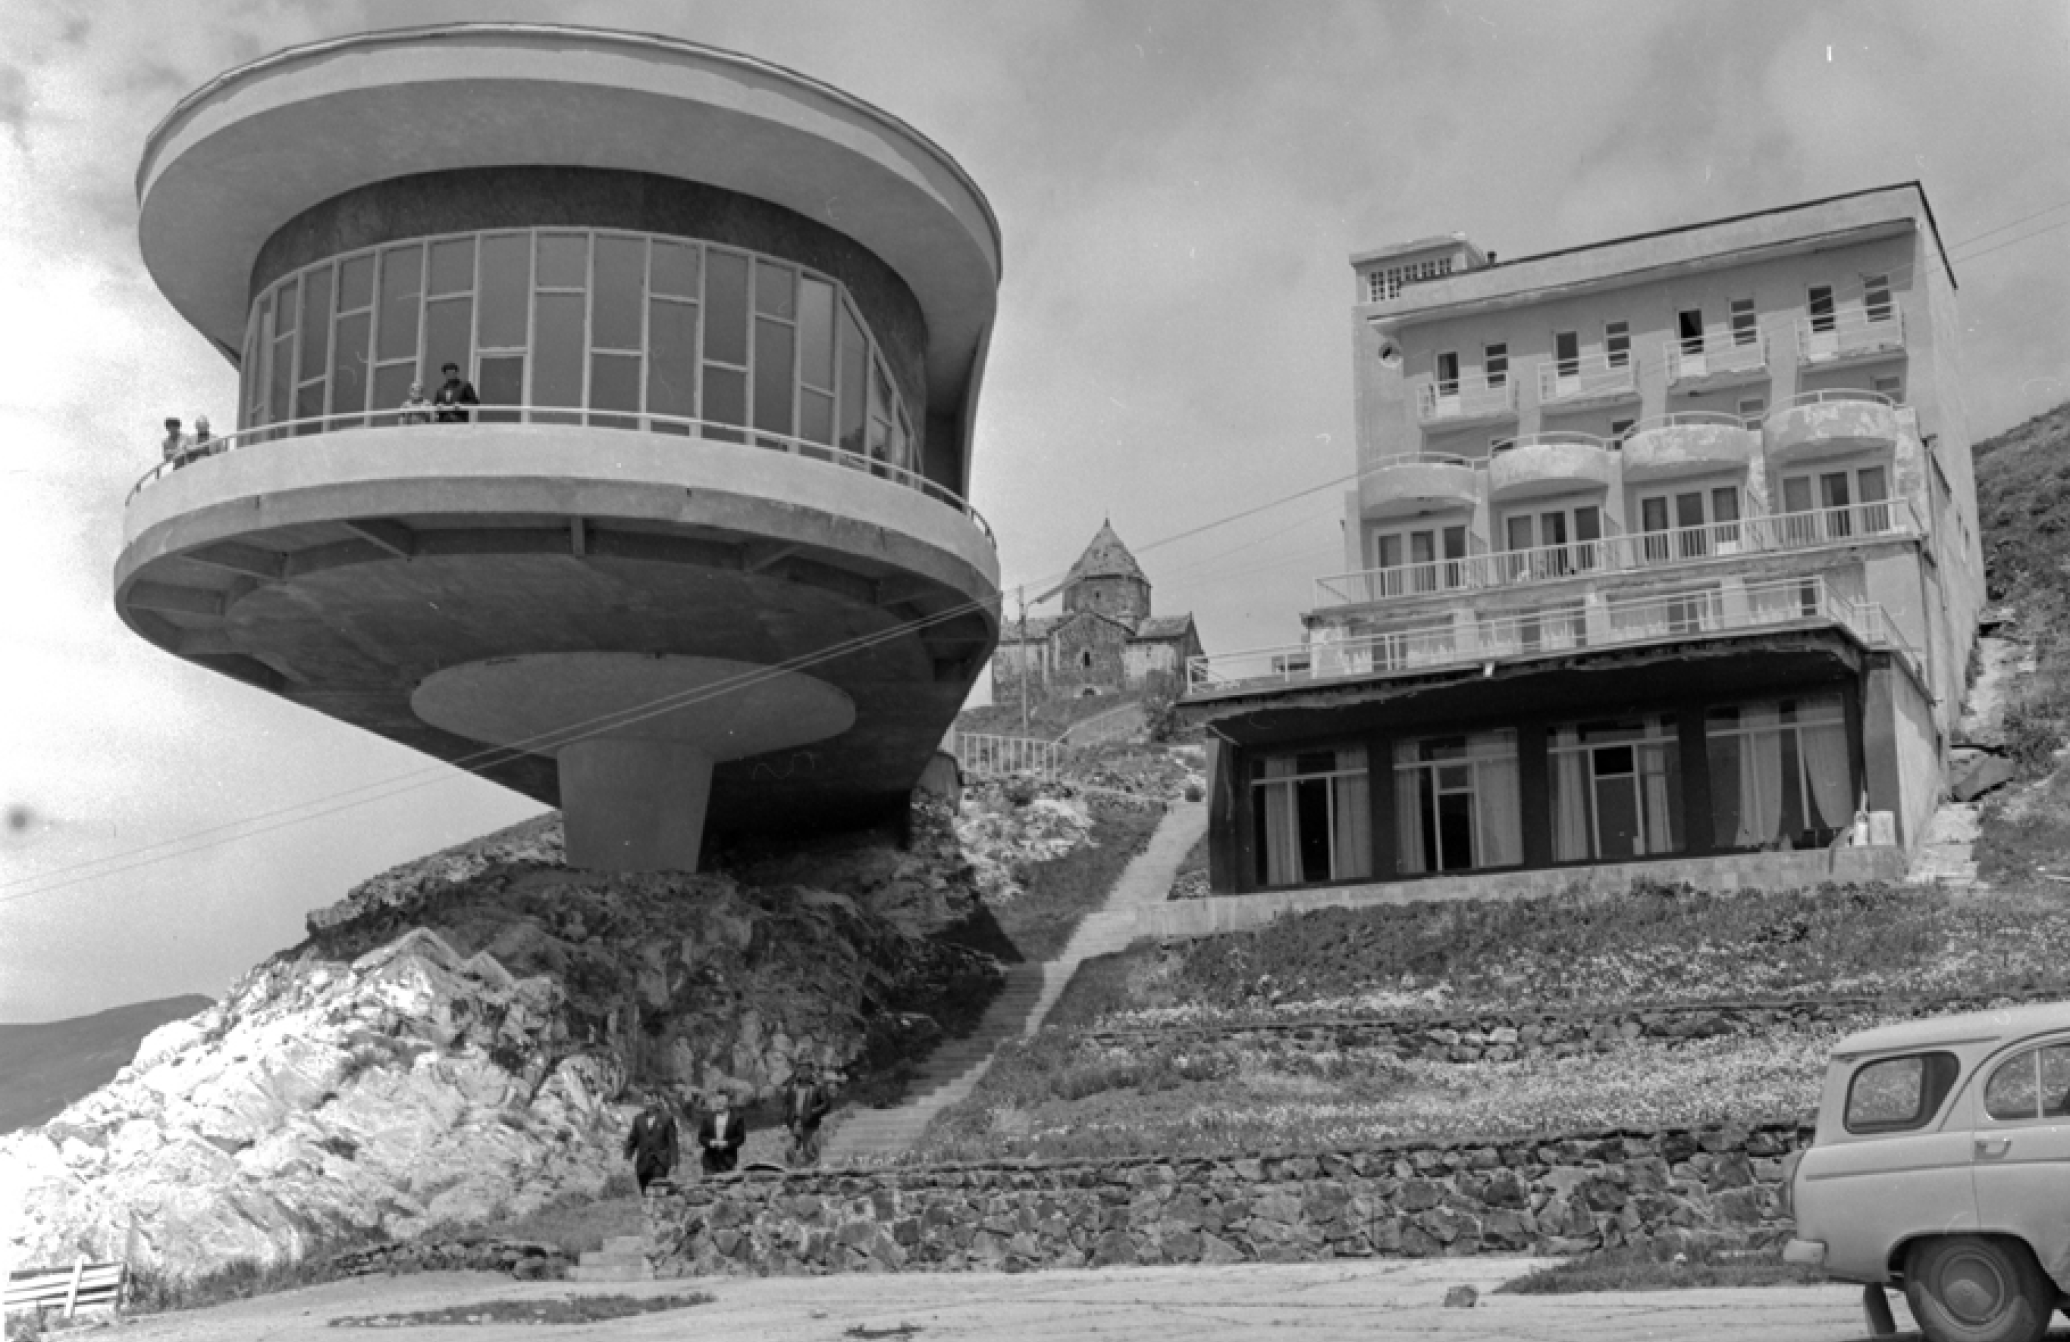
<box><xmin>1135</xmin><ymin>615</ymin><xmax>1196</xmax><ymax>641</ymax></box>
<box><xmin>1067</xmin><ymin>521</ymin><xmax>1147</xmax><ymax>586</ymax></box>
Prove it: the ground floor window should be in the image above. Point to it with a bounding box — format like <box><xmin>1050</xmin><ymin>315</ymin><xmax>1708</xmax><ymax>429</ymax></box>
<box><xmin>1706</xmin><ymin>695</ymin><xmax>1853</xmax><ymax>850</ymax></box>
<box><xmin>1394</xmin><ymin>730</ymin><xmax>1523</xmax><ymax>874</ymax></box>
<box><xmin>1550</xmin><ymin>717</ymin><xmax>1683</xmax><ymax>860</ymax></box>
<box><xmin>1252</xmin><ymin>747</ymin><xmax>1373</xmax><ymax>888</ymax></box>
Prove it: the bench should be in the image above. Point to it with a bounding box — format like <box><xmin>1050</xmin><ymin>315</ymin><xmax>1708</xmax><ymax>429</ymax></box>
<box><xmin>2</xmin><ymin>1258</ymin><xmax>127</xmax><ymax>1321</ymax></box>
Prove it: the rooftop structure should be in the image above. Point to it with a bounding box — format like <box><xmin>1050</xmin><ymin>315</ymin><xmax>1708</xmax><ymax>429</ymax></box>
<box><xmin>115</xmin><ymin>25</ymin><xmax>1004</xmax><ymax>872</ymax></box>
<box><xmin>1184</xmin><ymin>184</ymin><xmax>1982</xmax><ymax>899</ymax></box>
<box><xmin>992</xmin><ymin>523</ymin><xmax>1202</xmax><ymax>702</ymax></box>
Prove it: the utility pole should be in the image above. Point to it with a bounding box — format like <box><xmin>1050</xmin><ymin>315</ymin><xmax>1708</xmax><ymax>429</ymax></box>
<box><xmin>1018</xmin><ymin>584</ymin><xmax>1030</xmax><ymax>735</ymax></box>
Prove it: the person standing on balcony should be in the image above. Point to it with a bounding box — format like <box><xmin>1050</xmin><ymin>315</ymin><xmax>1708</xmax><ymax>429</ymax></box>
<box><xmin>159</xmin><ymin>417</ymin><xmax>193</xmax><ymax>469</ymax></box>
<box><xmin>399</xmin><ymin>381</ymin><xmax>434</xmax><ymax>426</ymax></box>
<box><xmin>191</xmin><ymin>415</ymin><xmax>217</xmax><ymax>456</ymax></box>
<box><xmin>433</xmin><ymin>362</ymin><xmax>479</xmax><ymax>423</ymax></box>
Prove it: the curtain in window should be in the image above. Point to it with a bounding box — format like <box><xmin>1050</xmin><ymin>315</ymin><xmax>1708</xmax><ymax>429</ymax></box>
<box><xmin>1473</xmin><ymin>735</ymin><xmax>1523</xmax><ymax>867</ymax></box>
<box><xmin>1641</xmin><ymin>742</ymin><xmax>1674</xmax><ymax>854</ymax></box>
<box><xmin>1393</xmin><ymin>742</ymin><xmax>1426</xmax><ymax>875</ymax></box>
<box><xmin>1735</xmin><ymin>706</ymin><xmax>1785</xmax><ymax>847</ymax></box>
<box><xmin>1552</xmin><ymin>728</ymin><xmax>1591</xmax><ymax>861</ymax></box>
<box><xmin>1260</xmin><ymin>758</ymin><xmax>1302</xmax><ymax>887</ymax></box>
<box><xmin>1798</xmin><ymin>709</ymin><xmax>1854</xmax><ymax>829</ymax></box>
<box><xmin>1332</xmin><ymin>748</ymin><xmax>1373</xmax><ymax>879</ymax></box>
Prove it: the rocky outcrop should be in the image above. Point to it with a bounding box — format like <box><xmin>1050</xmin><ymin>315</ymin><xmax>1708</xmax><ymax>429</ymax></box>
<box><xmin>0</xmin><ymin>928</ymin><xmax>623</xmax><ymax>1279</ymax></box>
<box><xmin>652</xmin><ymin>1123</ymin><xmax>1808</xmax><ymax>1276</ymax></box>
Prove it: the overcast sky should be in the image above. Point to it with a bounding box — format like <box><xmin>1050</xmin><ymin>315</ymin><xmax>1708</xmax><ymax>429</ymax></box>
<box><xmin>3</xmin><ymin>0</ymin><xmax>2067</xmax><ymax>1022</ymax></box>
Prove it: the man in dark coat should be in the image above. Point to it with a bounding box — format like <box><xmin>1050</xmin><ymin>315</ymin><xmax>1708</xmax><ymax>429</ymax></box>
<box><xmin>783</xmin><ymin>1063</ymin><xmax>832</xmax><ymax>1167</ymax></box>
<box><xmin>432</xmin><ymin>361</ymin><xmax>480</xmax><ymax>423</ymax></box>
<box><xmin>697</xmin><ymin>1090</ymin><xmax>746</xmax><ymax>1175</ymax></box>
<box><xmin>622</xmin><ymin>1090</ymin><xmax>679</xmax><ymax>1194</ymax></box>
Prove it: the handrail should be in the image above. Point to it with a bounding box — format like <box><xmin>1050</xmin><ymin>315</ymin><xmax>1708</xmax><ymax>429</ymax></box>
<box><xmin>1626</xmin><ymin>411</ymin><xmax>1755</xmax><ymax>435</ymax></box>
<box><xmin>1495</xmin><ymin>431</ymin><xmax>1615</xmax><ymax>453</ymax></box>
<box><xmin>1193</xmin><ymin>572</ymin><xmax>1922</xmax><ymax>695</ymax></box>
<box><xmin>126</xmin><ymin>406</ymin><xmax>995</xmax><ymax>541</ymax></box>
<box><xmin>1767</xmin><ymin>388</ymin><xmax>1898</xmax><ymax>413</ymax></box>
<box><xmin>1310</xmin><ymin>499</ymin><xmax>1921</xmax><ymax>609</ymax></box>
<box><xmin>1364</xmin><ymin>450</ymin><xmax>1482</xmax><ymax>472</ymax></box>
<box><xmin>1797</xmin><ymin>306</ymin><xmax>1905</xmax><ymax>360</ymax></box>
<box><xmin>1417</xmin><ymin>375</ymin><xmax>1518</xmax><ymax>422</ymax></box>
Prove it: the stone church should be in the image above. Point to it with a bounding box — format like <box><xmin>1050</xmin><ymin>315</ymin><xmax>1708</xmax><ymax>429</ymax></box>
<box><xmin>991</xmin><ymin>522</ymin><xmax>1204</xmax><ymax>701</ymax></box>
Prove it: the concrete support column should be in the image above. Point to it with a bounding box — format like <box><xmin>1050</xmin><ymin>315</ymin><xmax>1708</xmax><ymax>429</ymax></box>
<box><xmin>558</xmin><ymin>738</ymin><xmax>714</xmax><ymax>872</ymax></box>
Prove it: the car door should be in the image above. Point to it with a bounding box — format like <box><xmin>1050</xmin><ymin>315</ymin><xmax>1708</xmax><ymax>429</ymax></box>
<box><xmin>1972</xmin><ymin>1038</ymin><xmax>2070</xmax><ymax>1288</ymax></box>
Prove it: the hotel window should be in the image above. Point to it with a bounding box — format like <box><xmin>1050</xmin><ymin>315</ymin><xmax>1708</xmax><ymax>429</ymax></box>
<box><xmin>1550</xmin><ymin>717</ymin><xmax>1683</xmax><ymax>861</ymax></box>
<box><xmin>1252</xmin><ymin>747</ymin><xmax>1372</xmax><ymax>888</ymax></box>
<box><xmin>1863</xmin><ymin>273</ymin><xmax>1894</xmax><ymax>323</ymax></box>
<box><xmin>1808</xmin><ymin>285</ymin><xmax>1837</xmax><ymax>333</ymax></box>
<box><xmin>1737</xmin><ymin>395</ymin><xmax>1767</xmax><ymax>419</ymax></box>
<box><xmin>1781</xmin><ymin>463</ymin><xmax>1892</xmax><ymax>542</ymax></box>
<box><xmin>1435</xmin><ymin>350</ymin><xmax>1461</xmax><ymax>394</ymax></box>
<box><xmin>1501</xmin><ymin>503</ymin><xmax>1602</xmax><ymax>579</ymax></box>
<box><xmin>1553</xmin><ymin>330</ymin><xmax>1580</xmax><ymax>378</ymax></box>
<box><xmin>1676</xmin><ymin>309</ymin><xmax>1704</xmax><ymax>357</ymax></box>
<box><xmin>1394</xmin><ymin>731</ymin><xmax>1523</xmax><ymax>875</ymax></box>
<box><xmin>1370</xmin><ymin>523</ymin><xmax>1469</xmax><ymax>597</ymax></box>
<box><xmin>1484</xmin><ymin>342</ymin><xmax>1509</xmax><ymax>388</ymax></box>
<box><xmin>1638</xmin><ymin>486</ymin><xmax>1742</xmax><ymax>561</ymax></box>
<box><xmin>1730</xmin><ymin>298</ymin><xmax>1758</xmax><ymax>346</ymax></box>
<box><xmin>1610</xmin><ymin>417</ymin><xmax>1635</xmax><ymax>445</ymax></box>
<box><xmin>1706</xmin><ymin>695</ymin><xmax>1853</xmax><ymax>851</ymax></box>
<box><xmin>1605</xmin><ymin>321</ymin><xmax>1631</xmax><ymax>368</ymax></box>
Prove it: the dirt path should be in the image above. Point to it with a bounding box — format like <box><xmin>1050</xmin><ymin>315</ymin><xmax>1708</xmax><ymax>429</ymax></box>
<box><xmin>102</xmin><ymin>1259</ymin><xmax>1909</xmax><ymax>1342</ymax></box>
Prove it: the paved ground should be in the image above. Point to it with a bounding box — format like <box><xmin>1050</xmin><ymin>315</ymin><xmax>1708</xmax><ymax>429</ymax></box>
<box><xmin>103</xmin><ymin>1260</ymin><xmax>1934</xmax><ymax>1342</ymax></box>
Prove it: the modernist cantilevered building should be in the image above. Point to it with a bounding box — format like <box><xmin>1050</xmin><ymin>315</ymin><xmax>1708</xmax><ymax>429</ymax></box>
<box><xmin>116</xmin><ymin>25</ymin><xmax>1002</xmax><ymax>872</ymax></box>
<box><xmin>1185</xmin><ymin>185</ymin><xmax>1982</xmax><ymax>901</ymax></box>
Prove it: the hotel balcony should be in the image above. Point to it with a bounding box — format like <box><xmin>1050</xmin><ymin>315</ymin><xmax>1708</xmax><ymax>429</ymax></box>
<box><xmin>1311</xmin><ymin>498</ymin><xmax>1921</xmax><ymax>612</ymax></box>
<box><xmin>1417</xmin><ymin>374</ymin><xmax>1519</xmax><ymax>428</ymax></box>
<box><xmin>1763</xmin><ymin>390</ymin><xmax>1903</xmax><ymax>465</ymax></box>
<box><xmin>1536</xmin><ymin>352</ymin><xmax>1639</xmax><ymax>412</ymax></box>
<box><xmin>1663</xmin><ymin>332</ymin><xmax>1769</xmax><ymax>391</ymax></box>
<box><xmin>1797</xmin><ymin>306</ymin><xmax>1905</xmax><ymax>366</ymax></box>
<box><xmin>1621</xmin><ymin>412</ymin><xmax>1760</xmax><ymax>484</ymax></box>
<box><xmin>1487</xmin><ymin>432</ymin><xmax>1617</xmax><ymax>502</ymax></box>
<box><xmin>1358</xmin><ymin>451</ymin><xmax>1483</xmax><ymax>519</ymax></box>
<box><xmin>1194</xmin><ymin>573</ymin><xmax>1921</xmax><ymax>699</ymax></box>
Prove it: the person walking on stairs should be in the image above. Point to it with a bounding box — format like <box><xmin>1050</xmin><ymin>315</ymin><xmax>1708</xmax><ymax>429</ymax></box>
<box><xmin>622</xmin><ymin>1090</ymin><xmax>679</xmax><ymax>1194</ymax></box>
<box><xmin>697</xmin><ymin>1090</ymin><xmax>745</xmax><ymax>1175</ymax></box>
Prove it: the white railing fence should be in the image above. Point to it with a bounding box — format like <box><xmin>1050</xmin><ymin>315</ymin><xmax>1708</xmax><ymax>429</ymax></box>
<box><xmin>1536</xmin><ymin>351</ymin><xmax>1639</xmax><ymax>405</ymax></box>
<box><xmin>1664</xmin><ymin>331</ymin><xmax>1768</xmax><ymax>383</ymax></box>
<box><xmin>1797</xmin><ymin>305</ymin><xmax>1905</xmax><ymax>362</ymax></box>
<box><xmin>954</xmin><ymin>732</ymin><xmax>1060</xmax><ymax>780</ymax></box>
<box><xmin>127</xmin><ymin>406</ymin><xmax>994</xmax><ymax>540</ymax></box>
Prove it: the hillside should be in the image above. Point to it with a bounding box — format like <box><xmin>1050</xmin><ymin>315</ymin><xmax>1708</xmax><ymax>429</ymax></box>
<box><xmin>1975</xmin><ymin>399</ymin><xmax>2070</xmax><ymax>647</ymax></box>
<box><xmin>0</xmin><ymin>996</ymin><xmax>214</xmax><ymax>1135</ymax></box>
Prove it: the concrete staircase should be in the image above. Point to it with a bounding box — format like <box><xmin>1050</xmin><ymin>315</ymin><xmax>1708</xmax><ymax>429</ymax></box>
<box><xmin>823</xmin><ymin>801</ymin><xmax>1206</xmax><ymax>1164</ymax></box>
<box><xmin>567</xmin><ymin>1234</ymin><xmax>652</xmax><ymax>1283</ymax></box>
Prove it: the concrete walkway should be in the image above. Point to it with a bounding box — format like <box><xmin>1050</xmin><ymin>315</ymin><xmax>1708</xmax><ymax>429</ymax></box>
<box><xmin>823</xmin><ymin>802</ymin><xmax>1206</xmax><ymax>1163</ymax></box>
<box><xmin>108</xmin><ymin>1259</ymin><xmax>1915</xmax><ymax>1342</ymax></box>
<box><xmin>1908</xmin><ymin>633</ymin><xmax>2027</xmax><ymax>889</ymax></box>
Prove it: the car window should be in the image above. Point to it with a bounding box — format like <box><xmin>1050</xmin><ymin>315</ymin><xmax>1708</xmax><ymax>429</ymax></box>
<box><xmin>1846</xmin><ymin>1052</ymin><xmax>1961</xmax><ymax>1133</ymax></box>
<box><xmin>1987</xmin><ymin>1043</ymin><xmax>2070</xmax><ymax>1122</ymax></box>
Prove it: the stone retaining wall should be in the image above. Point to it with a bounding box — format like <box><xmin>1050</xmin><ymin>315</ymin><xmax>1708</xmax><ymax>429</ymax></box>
<box><xmin>1083</xmin><ymin>990</ymin><xmax>2066</xmax><ymax>1064</ymax></box>
<box><xmin>326</xmin><ymin>1238</ymin><xmax>572</xmax><ymax>1281</ymax></box>
<box><xmin>648</xmin><ymin>1123</ymin><xmax>1808</xmax><ymax>1277</ymax></box>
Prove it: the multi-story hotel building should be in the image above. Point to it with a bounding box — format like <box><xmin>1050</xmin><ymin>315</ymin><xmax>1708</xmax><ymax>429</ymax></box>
<box><xmin>1185</xmin><ymin>185</ymin><xmax>1981</xmax><ymax>900</ymax></box>
<box><xmin>115</xmin><ymin>26</ymin><xmax>1002</xmax><ymax>873</ymax></box>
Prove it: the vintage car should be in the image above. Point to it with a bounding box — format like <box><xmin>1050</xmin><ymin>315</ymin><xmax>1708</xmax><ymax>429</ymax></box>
<box><xmin>1787</xmin><ymin>1001</ymin><xmax>2070</xmax><ymax>1342</ymax></box>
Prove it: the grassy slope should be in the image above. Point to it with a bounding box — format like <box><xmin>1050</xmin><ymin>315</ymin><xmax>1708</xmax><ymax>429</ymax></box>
<box><xmin>956</xmin><ymin>692</ymin><xmax>1144</xmax><ymax>742</ymax></box>
<box><xmin>0</xmin><ymin>995</ymin><xmax>215</xmax><ymax>1135</ymax></box>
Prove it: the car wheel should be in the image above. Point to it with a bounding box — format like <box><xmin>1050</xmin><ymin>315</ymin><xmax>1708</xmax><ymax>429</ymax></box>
<box><xmin>1904</xmin><ymin>1237</ymin><xmax>2052</xmax><ymax>1342</ymax></box>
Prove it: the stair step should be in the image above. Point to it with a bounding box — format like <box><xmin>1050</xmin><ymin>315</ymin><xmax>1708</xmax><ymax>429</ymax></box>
<box><xmin>567</xmin><ymin>1264</ymin><xmax>652</xmax><ymax>1283</ymax></box>
<box><xmin>600</xmin><ymin>1236</ymin><xmax>646</xmax><ymax>1254</ymax></box>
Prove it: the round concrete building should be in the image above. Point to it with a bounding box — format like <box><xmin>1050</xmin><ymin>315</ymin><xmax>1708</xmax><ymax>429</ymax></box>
<box><xmin>117</xmin><ymin>25</ymin><xmax>1003</xmax><ymax>872</ymax></box>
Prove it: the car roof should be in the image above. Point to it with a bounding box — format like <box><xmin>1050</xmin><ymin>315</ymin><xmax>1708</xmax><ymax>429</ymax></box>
<box><xmin>1835</xmin><ymin>1001</ymin><xmax>2070</xmax><ymax>1057</ymax></box>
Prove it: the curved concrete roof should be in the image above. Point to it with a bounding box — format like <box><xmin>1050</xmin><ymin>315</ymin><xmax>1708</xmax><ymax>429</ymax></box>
<box><xmin>137</xmin><ymin>23</ymin><xmax>1002</xmax><ymax>412</ymax></box>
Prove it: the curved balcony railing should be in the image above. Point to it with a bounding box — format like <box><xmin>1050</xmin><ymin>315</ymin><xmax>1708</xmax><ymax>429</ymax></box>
<box><xmin>1313</xmin><ymin>499</ymin><xmax>1920</xmax><ymax>610</ymax></box>
<box><xmin>1492</xmin><ymin>430</ymin><xmax>1616</xmax><ymax>454</ymax></box>
<box><xmin>1195</xmin><ymin>574</ymin><xmax>1920</xmax><ymax>696</ymax></box>
<box><xmin>127</xmin><ymin>406</ymin><xmax>995</xmax><ymax>542</ymax></box>
<box><xmin>1767</xmin><ymin>388</ymin><xmax>1899</xmax><ymax>414</ymax></box>
<box><xmin>1762</xmin><ymin>389</ymin><xmax>1902</xmax><ymax>465</ymax></box>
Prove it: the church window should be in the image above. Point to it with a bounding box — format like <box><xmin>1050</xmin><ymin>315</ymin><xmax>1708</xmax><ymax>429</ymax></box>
<box><xmin>1080</xmin><ymin>649</ymin><xmax>1093</xmax><ymax>669</ymax></box>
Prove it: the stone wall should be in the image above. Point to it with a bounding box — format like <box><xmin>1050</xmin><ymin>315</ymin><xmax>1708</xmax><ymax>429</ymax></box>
<box><xmin>647</xmin><ymin>1122</ymin><xmax>1807</xmax><ymax>1277</ymax></box>
<box><xmin>326</xmin><ymin>1238</ymin><xmax>572</xmax><ymax>1281</ymax></box>
<box><xmin>1083</xmin><ymin>990</ymin><xmax>2068</xmax><ymax>1064</ymax></box>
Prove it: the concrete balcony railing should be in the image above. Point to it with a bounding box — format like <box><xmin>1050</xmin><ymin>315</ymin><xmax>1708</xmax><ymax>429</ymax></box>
<box><xmin>1193</xmin><ymin>574</ymin><xmax>1919</xmax><ymax>698</ymax></box>
<box><xmin>1486</xmin><ymin>432</ymin><xmax>1617</xmax><ymax>502</ymax></box>
<box><xmin>1358</xmin><ymin>451</ymin><xmax>1484</xmax><ymax>519</ymax></box>
<box><xmin>1417</xmin><ymin>375</ymin><xmax>1519</xmax><ymax>427</ymax></box>
<box><xmin>1621</xmin><ymin>412</ymin><xmax>1761</xmax><ymax>483</ymax></box>
<box><xmin>1797</xmin><ymin>306</ymin><xmax>1905</xmax><ymax>365</ymax></box>
<box><xmin>128</xmin><ymin>406</ymin><xmax>995</xmax><ymax>542</ymax></box>
<box><xmin>1762</xmin><ymin>390</ymin><xmax>1903</xmax><ymax>465</ymax></box>
<box><xmin>1537</xmin><ymin>352</ymin><xmax>1639</xmax><ymax>409</ymax></box>
<box><xmin>1311</xmin><ymin>498</ymin><xmax>1921</xmax><ymax>611</ymax></box>
<box><xmin>1664</xmin><ymin>332</ymin><xmax>1768</xmax><ymax>387</ymax></box>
